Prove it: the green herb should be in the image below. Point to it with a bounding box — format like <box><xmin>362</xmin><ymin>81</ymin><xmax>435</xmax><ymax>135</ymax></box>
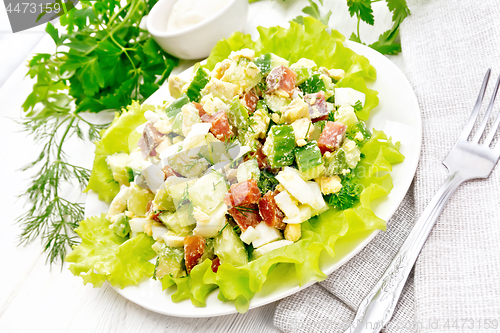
<box><xmin>347</xmin><ymin>0</ymin><xmax>410</xmax><ymax>55</ymax></box>
<box><xmin>292</xmin><ymin>0</ymin><xmax>332</xmax><ymax>25</ymax></box>
<box><xmin>257</xmin><ymin>169</ymin><xmax>279</xmax><ymax>195</ymax></box>
<box><xmin>325</xmin><ymin>172</ymin><xmax>362</xmax><ymax>210</ymax></box>
<box><xmin>258</xmin><ymin>0</ymin><xmax>410</xmax><ymax>55</ymax></box>
<box><xmin>352</xmin><ymin>100</ymin><xmax>363</xmax><ymax>113</ymax></box>
<box><xmin>18</xmin><ymin>0</ymin><xmax>178</xmax><ymax>265</ymax></box>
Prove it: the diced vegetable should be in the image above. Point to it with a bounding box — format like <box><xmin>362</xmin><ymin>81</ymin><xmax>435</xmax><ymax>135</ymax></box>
<box><xmin>155</xmin><ymin>246</ymin><xmax>186</xmax><ymax>279</ymax></box>
<box><xmin>254</xmin><ymin>53</ymin><xmax>289</xmax><ymax>75</ymax></box>
<box><xmin>165</xmin><ymin>94</ymin><xmax>189</xmax><ymax>119</ymax></box>
<box><xmin>264</xmin><ymin>94</ymin><xmax>291</xmax><ymax>113</ymax></box>
<box><xmin>258</xmin><ymin>190</ymin><xmax>286</xmax><ymax>230</ymax></box>
<box><xmin>266</xmin><ymin>66</ymin><xmax>297</xmax><ymax>95</ymax></box>
<box><xmin>294</xmin><ymin>141</ymin><xmax>323</xmax><ymax>172</ymax></box>
<box><xmin>224</xmin><ymin>179</ymin><xmax>261</xmax><ymax>207</ymax></box>
<box><xmin>152</xmin><ymin>188</ymin><xmax>175</xmax><ymax>212</ymax></box>
<box><xmin>334</xmin><ymin>105</ymin><xmax>358</xmax><ymax>128</ymax></box>
<box><xmin>167</xmin><ymin>151</ymin><xmax>210</xmax><ymax>178</ymax></box>
<box><xmin>324</xmin><ymin>148</ymin><xmax>349</xmax><ymax>176</ymax></box>
<box><xmin>127</xmin><ymin>184</ymin><xmax>155</xmax><ymax>217</ymax></box>
<box><xmin>158</xmin><ymin>211</ymin><xmax>193</xmax><ymax>236</ymax></box>
<box><xmin>293</xmin><ymin>67</ymin><xmax>312</xmax><ymax>85</ymax></box>
<box><xmin>106</xmin><ymin>153</ymin><xmax>133</xmax><ymax>186</ymax></box>
<box><xmin>237</xmin><ymin>159</ymin><xmax>260</xmax><ymax>183</ymax></box>
<box><xmin>299</xmin><ymin>163</ymin><xmax>325</xmax><ymax>180</ymax></box>
<box><xmin>109</xmin><ymin>215</ymin><xmax>130</xmax><ymax>237</ymax></box>
<box><xmin>262</xmin><ymin>125</ymin><xmax>296</xmax><ymax>168</ymax></box>
<box><xmin>317</xmin><ymin>121</ymin><xmax>347</xmax><ymax>154</ymax></box>
<box><xmin>189</xmin><ymin>172</ymin><xmax>229</xmax><ymax>214</ymax></box>
<box><xmin>186</xmin><ymin>67</ymin><xmax>210</xmax><ymax>102</ymax></box>
<box><xmin>184</xmin><ymin>235</ymin><xmax>206</xmax><ymax>273</ymax></box>
<box><xmin>214</xmin><ymin>224</ymin><xmax>248</xmax><ymax>267</ymax></box>
<box><xmin>227</xmin><ymin>97</ymin><xmax>249</xmax><ymax>131</ymax></box>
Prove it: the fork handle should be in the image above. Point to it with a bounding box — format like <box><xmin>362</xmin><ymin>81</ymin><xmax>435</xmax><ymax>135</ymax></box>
<box><xmin>345</xmin><ymin>172</ymin><xmax>466</xmax><ymax>333</ymax></box>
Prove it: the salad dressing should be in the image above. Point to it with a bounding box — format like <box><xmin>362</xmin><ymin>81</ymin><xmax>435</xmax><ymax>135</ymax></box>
<box><xmin>166</xmin><ymin>0</ymin><xmax>231</xmax><ymax>33</ymax></box>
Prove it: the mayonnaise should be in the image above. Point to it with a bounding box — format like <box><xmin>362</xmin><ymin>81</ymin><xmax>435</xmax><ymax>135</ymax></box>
<box><xmin>166</xmin><ymin>0</ymin><xmax>231</xmax><ymax>33</ymax></box>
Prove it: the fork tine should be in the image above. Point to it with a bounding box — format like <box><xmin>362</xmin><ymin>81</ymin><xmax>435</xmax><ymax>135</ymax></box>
<box><xmin>472</xmin><ymin>74</ymin><xmax>500</xmax><ymax>142</ymax></box>
<box><xmin>483</xmin><ymin>103</ymin><xmax>500</xmax><ymax>147</ymax></box>
<box><xmin>459</xmin><ymin>68</ymin><xmax>491</xmax><ymax>141</ymax></box>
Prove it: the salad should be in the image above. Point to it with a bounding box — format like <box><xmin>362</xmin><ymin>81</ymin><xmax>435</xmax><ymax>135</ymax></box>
<box><xmin>67</xmin><ymin>18</ymin><xmax>404</xmax><ymax>313</ymax></box>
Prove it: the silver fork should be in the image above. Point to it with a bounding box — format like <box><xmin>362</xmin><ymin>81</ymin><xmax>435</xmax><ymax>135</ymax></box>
<box><xmin>345</xmin><ymin>69</ymin><xmax>500</xmax><ymax>333</ymax></box>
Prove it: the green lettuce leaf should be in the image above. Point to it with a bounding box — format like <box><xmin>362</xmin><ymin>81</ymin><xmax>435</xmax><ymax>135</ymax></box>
<box><xmin>85</xmin><ymin>101</ymin><xmax>153</xmax><ymax>202</ymax></box>
<box><xmin>66</xmin><ymin>213</ymin><xmax>156</xmax><ymax>288</ymax></box>
<box><xmin>206</xmin><ymin>17</ymin><xmax>378</xmax><ymax>118</ymax></box>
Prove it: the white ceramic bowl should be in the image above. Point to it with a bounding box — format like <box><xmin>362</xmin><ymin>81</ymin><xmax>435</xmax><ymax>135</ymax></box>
<box><xmin>147</xmin><ymin>0</ymin><xmax>248</xmax><ymax>60</ymax></box>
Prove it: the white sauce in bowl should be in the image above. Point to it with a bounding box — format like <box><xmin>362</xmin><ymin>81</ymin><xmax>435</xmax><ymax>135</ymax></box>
<box><xmin>166</xmin><ymin>0</ymin><xmax>231</xmax><ymax>33</ymax></box>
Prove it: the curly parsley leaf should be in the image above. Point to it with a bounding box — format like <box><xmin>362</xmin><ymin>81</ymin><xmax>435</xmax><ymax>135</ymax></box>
<box><xmin>325</xmin><ymin>172</ymin><xmax>362</xmax><ymax>210</ymax></box>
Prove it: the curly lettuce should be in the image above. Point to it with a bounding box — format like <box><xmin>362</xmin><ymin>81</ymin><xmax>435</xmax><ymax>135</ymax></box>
<box><xmin>71</xmin><ymin>17</ymin><xmax>404</xmax><ymax>313</ymax></box>
<box><xmin>66</xmin><ymin>213</ymin><xmax>156</xmax><ymax>287</ymax></box>
<box><xmin>84</xmin><ymin>101</ymin><xmax>154</xmax><ymax>202</ymax></box>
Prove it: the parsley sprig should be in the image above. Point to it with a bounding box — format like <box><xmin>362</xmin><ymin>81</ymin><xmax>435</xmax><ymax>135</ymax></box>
<box><xmin>254</xmin><ymin>0</ymin><xmax>410</xmax><ymax>55</ymax></box>
<box><xmin>18</xmin><ymin>0</ymin><xmax>178</xmax><ymax>265</ymax></box>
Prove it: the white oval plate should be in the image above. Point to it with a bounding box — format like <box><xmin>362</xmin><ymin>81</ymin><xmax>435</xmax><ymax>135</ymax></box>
<box><xmin>85</xmin><ymin>41</ymin><xmax>421</xmax><ymax>317</ymax></box>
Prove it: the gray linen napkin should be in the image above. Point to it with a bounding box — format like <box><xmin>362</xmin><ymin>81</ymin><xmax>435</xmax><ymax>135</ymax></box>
<box><xmin>274</xmin><ymin>1</ymin><xmax>500</xmax><ymax>332</ymax></box>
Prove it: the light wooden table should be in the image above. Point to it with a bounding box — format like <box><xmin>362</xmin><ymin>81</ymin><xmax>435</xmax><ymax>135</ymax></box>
<box><xmin>0</xmin><ymin>1</ymin><xmax>402</xmax><ymax>332</ymax></box>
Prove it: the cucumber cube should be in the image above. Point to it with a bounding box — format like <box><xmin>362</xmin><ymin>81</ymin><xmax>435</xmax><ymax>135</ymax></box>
<box><xmin>294</xmin><ymin>141</ymin><xmax>323</xmax><ymax>172</ymax></box>
<box><xmin>262</xmin><ymin>125</ymin><xmax>296</xmax><ymax>168</ymax></box>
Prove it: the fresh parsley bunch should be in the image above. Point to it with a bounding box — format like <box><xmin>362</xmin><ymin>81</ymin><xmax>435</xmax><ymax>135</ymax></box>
<box><xmin>19</xmin><ymin>0</ymin><xmax>178</xmax><ymax>265</ymax></box>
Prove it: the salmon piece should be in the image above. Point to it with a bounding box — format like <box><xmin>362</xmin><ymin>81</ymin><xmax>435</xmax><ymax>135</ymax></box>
<box><xmin>318</xmin><ymin>121</ymin><xmax>347</xmax><ymax>154</ymax></box>
<box><xmin>228</xmin><ymin>204</ymin><xmax>262</xmax><ymax>231</ymax></box>
<box><xmin>249</xmin><ymin>145</ymin><xmax>270</xmax><ymax>169</ymax></box>
<box><xmin>241</xmin><ymin>90</ymin><xmax>259</xmax><ymax>114</ymax></box>
<box><xmin>201</xmin><ymin>111</ymin><xmax>234</xmax><ymax>141</ymax></box>
<box><xmin>138</xmin><ymin>123</ymin><xmax>165</xmax><ymax>158</ymax></box>
<box><xmin>193</xmin><ymin>102</ymin><xmax>206</xmax><ymax>117</ymax></box>
<box><xmin>163</xmin><ymin>165</ymin><xmax>181</xmax><ymax>179</ymax></box>
<box><xmin>258</xmin><ymin>190</ymin><xmax>286</xmax><ymax>230</ymax></box>
<box><xmin>211</xmin><ymin>257</ymin><xmax>221</xmax><ymax>273</ymax></box>
<box><xmin>184</xmin><ymin>236</ymin><xmax>206</xmax><ymax>274</ymax></box>
<box><xmin>266</xmin><ymin>66</ymin><xmax>297</xmax><ymax>95</ymax></box>
<box><xmin>305</xmin><ymin>92</ymin><xmax>329</xmax><ymax>120</ymax></box>
<box><xmin>224</xmin><ymin>179</ymin><xmax>261</xmax><ymax>207</ymax></box>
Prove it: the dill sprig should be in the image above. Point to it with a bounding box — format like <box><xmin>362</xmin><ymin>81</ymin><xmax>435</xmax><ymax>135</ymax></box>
<box><xmin>17</xmin><ymin>0</ymin><xmax>178</xmax><ymax>266</ymax></box>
